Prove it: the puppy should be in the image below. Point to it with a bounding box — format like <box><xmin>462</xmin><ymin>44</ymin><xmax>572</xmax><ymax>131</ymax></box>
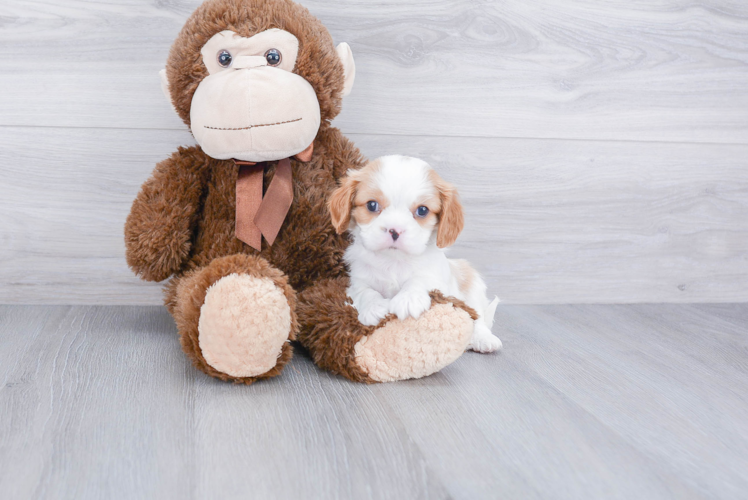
<box><xmin>328</xmin><ymin>155</ymin><xmax>502</xmax><ymax>353</ymax></box>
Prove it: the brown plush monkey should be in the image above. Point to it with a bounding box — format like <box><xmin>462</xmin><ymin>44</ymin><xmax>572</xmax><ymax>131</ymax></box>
<box><xmin>125</xmin><ymin>0</ymin><xmax>476</xmax><ymax>384</ymax></box>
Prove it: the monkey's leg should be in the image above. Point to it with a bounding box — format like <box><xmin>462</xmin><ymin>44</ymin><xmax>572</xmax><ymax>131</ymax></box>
<box><xmin>168</xmin><ymin>254</ymin><xmax>297</xmax><ymax>384</ymax></box>
<box><xmin>296</xmin><ymin>278</ymin><xmax>475</xmax><ymax>383</ymax></box>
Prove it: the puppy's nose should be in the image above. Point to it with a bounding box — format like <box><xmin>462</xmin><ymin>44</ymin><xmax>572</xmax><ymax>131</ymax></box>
<box><xmin>389</xmin><ymin>229</ymin><xmax>400</xmax><ymax>241</ymax></box>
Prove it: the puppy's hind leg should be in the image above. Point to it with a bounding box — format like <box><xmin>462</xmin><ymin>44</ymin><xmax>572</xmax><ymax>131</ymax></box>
<box><xmin>451</xmin><ymin>259</ymin><xmax>502</xmax><ymax>353</ymax></box>
<box><xmin>469</xmin><ymin>301</ymin><xmax>502</xmax><ymax>353</ymax></box>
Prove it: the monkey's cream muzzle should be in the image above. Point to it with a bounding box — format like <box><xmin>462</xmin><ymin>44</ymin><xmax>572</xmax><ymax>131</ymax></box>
<box><xmin>190</xmin><ymin>60</ymin><xmax>321</xmax><ymax>163</ymax></box>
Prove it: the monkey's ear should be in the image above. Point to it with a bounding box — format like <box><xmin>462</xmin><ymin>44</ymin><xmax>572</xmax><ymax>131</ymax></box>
<box><xmin>159</xmin><ymin>69</ymin><xmax>178</xmax><ymax>114</ymax></box>
<box><xmin>335</xmin><ymin>43</ymin><xmax>356</xmax><ymax>97</ymax></box>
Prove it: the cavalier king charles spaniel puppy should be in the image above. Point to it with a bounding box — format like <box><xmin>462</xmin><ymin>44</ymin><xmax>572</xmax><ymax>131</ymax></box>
<box><xmin>328</xmin><ymin>155</ymin><xmax>502</xmax><ymax>353</ymax></box>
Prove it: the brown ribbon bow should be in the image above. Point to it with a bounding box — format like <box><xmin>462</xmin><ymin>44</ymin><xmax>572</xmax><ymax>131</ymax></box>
<box><xmin>234</xmin><ymin>143</ymin><xmax>313</xmax><ymax>251</ymax></box>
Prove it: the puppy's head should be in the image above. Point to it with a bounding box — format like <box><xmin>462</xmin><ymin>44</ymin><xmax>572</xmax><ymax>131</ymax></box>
<box><xmin>329</xmin><ymin>155</ymin><xmax>464</xmax><ymax>255</ymax></box>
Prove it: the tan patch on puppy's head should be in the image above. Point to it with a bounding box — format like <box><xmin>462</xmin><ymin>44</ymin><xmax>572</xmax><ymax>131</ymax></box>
<box><xmin>410</xmin><ymin>193</ymin><xmax>440</xmax><ymax>229</ymax></box>
<box><xmin>352</xmin><ymin>180</ymin><xmax>388</xmax><ymax>226</ymax></box>
<box><xmin>329</xmin><ymin>160</ymin><xmax>385</xmax><ymax>233</ymax></box>
<box><xmin>428</xmin><ymin>170</ymin><xmax>464</xmax><ymax>248</ymax></box>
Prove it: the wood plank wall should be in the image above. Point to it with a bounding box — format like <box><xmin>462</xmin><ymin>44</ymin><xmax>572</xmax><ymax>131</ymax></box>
<box><xmin>0</xmin><ymin>0</ymin><xmax>746</xmax><ymax>305</ymax></box>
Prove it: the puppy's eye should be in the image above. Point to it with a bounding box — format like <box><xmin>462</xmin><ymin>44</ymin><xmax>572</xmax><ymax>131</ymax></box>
<box><xmin>264</xmin><ymin>48</ymin><xmax>282</xmax><ymax>66</ymax></box>
<box><xmin>415</xmin><ymin>206</ymin><xmax>429</xmax><ymax>217</ymax></box>
<box><xmin>217</xmin><ymin>50</ymin><xmax>232</xmax><ymax>67</ymax></box>
<box><xmin>366</xmin><ymin>201</ymin><xmax>380</xmax><ymax>213</ymax></box>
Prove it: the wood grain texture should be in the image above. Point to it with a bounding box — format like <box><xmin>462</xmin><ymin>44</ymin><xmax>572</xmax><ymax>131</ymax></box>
<box><xmin>1</xmin><ymin>304</ymin><xmax>746</xmax><ymax>498</ymax></box>
<box><xmin>0</xmin><ymin>0</ymin><xmax>746</xmax><ymax>304</ymax></box>
<box><xmin>0</xmin><ymin>0</ymin><xmax>747</xmax><ymax>143</ymax></box>
<box><xmin>1</xmin><ymin>127</ymin><xmax>746</xmax><ymax>305</ymax></box>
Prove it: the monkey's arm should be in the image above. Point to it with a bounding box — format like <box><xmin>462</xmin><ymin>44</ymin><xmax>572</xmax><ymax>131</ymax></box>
<box><xmin>125</xmin><ymin>146</ymin><xmax>210</xmax><ymax>282</ymax></box>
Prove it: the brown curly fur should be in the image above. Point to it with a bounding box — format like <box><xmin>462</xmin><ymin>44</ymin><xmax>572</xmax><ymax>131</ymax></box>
<box><xmin>125</xmin><ymin>0</ymin><xmax>472</xmax><ymax>384</ymax></box>
<box><xmin>296</xmin><ymin>279</ymin><xmax>376</xmax><ymax>383</ymax></box>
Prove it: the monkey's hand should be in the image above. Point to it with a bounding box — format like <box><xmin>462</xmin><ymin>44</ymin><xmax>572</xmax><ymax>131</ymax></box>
<box><xmin>125</xmin><ymin>146</ymin><xmax>210</xmax><ymax>282</ymax></box>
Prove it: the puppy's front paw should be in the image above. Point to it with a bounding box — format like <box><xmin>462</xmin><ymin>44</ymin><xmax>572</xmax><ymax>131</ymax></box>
<box><xmin>357</xmin><ymin>298</ymin><xmax>390</xmax><ymax>326</ymax></box>
<box><xmin>388</xmin><ymin>290</ymin><xmax>431</xmax><ymax>321</ymax></box>
<box><xmin>468</xmin><ymin>322</ymin><xmax>502</xmax><ymax>353</ymax></box>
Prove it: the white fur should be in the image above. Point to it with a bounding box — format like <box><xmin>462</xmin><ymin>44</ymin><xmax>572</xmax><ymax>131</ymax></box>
<box><xmin>343</xmin><ymin>155</ymin><xmax>502</xmax><ymax>353</ymax></box>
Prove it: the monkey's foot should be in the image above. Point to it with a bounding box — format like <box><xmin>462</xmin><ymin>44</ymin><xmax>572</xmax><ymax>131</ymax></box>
<box><xmin>353</xmin><ymin>302</ymin><xmax>474</xmax><ymax>382</ymax></box>
<box><xmin>198</xmin><ymin>273</ymin><xmax>292</xmax><ymax>377</ymax></box>
<box><xmin>297</xmin><ymin>280</ymin><xmax>475</xmax><ymax>384</ymax></box>
<box><xmin>172</xmin><ymin>254</ymin><xmax>297</xmax><ymax>384</ymax></box>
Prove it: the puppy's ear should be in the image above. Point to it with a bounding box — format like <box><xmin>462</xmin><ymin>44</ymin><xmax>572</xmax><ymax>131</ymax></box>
<box><xmin>435</xmin><ymin>175</ymin><xmax>464</xmax><ymax>248</ymax></box>
<box><xmin>328</xmin><ymin>174</ymin><xmax>358</xmax><ymax>234</ymax></box>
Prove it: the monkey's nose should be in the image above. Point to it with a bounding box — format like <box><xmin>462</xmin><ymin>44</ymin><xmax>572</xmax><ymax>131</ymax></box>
<box><xmin>232</xmin><ymin>55</ymin><xmax>268</xmax><ymax>69</ymax></box>
<box><xmin>389</xmin><ymin>229</ymin><xmax>400</xmax><ymax>241</ymax></box>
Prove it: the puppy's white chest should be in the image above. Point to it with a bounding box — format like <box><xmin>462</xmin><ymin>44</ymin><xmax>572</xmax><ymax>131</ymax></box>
<box><xmin>367</xmin><ymin>263</ymin><xmax>410</xmax><ymax>299</ymax></box>
<box><xmin>352</xmin><ymin>254</ymin><xmax>411</xmax><ymax>298</ymax></box>
<box><xmin>377</xmin><ymin>276</ymin><xmax>404</xmax><ymax>299</ymax></box>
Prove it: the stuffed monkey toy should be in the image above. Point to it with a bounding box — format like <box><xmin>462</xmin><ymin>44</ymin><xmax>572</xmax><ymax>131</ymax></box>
<box><xmin>125</xmin><ymin>0</ymin><xmax>477</xmax><ymax>384</ymax></box>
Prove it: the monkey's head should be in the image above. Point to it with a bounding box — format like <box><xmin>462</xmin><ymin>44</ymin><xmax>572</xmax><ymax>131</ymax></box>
<box><xmin>160</xmin><ymin>0</ymin><xmax>355</xmax><ymax>163</ymax></box>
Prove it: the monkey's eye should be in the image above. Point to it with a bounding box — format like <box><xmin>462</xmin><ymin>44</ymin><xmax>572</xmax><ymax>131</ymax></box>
<box><xmin>217</xmin><ymin>50</ymin><xmax>233</xmax><ymax>68</ymax></box>
<box><xmin>264</xmin><ymin>48</ymin><xmax>282</xmax><ymax>66</ymax></box>
<box><xmin>366</xmin><ymin>201</ymin><xmax>380</xmax><ymax>213</ymax></box>
<box><xmin>415</xmin><ymin>206</ymin><xmax>429</xmax><ymax>217</ymax></box>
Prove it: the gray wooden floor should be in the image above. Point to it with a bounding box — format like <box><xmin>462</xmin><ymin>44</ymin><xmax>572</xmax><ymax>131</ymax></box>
<box><xmin>1</xmin><ymin>304</ymin><xmax>746</xmax><ymax>499</ymax></box>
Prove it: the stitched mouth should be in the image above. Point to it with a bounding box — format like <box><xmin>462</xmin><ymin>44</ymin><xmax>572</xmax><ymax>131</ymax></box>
<box><xmin>204</xmin><ymin>117</ymin><xmax>302</xmax><ymax>131</ymax></box>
